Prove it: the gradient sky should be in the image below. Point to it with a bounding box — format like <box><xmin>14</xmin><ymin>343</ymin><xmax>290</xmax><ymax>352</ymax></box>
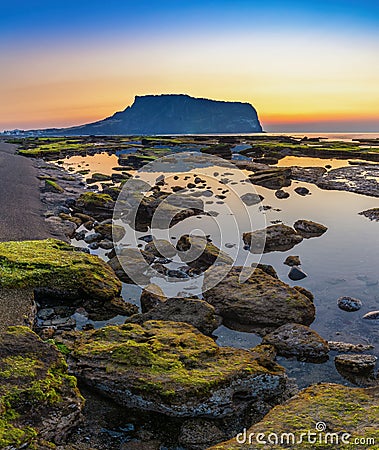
<box><xmin>1</xmin><ymin>0</ymin><xmax>378</xmax><ymax>132</ymax></box>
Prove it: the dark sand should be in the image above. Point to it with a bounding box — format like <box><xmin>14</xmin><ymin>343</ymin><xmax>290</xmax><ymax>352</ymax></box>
<box><xmin>0</xmin><ymin>139</ymin><xmax>52</xmax><ymax>241</ymax></box>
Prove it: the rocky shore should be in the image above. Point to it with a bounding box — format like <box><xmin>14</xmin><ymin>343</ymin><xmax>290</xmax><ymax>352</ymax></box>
<box><xmin>0</xmin><ymin>135</ymin><xmax>378</xmax><ymax>449</ymax></box>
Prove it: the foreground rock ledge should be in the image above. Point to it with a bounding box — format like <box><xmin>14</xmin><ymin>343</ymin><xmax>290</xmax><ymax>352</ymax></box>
<box><xmin>0</xmin><ymin>239</ymin><xmax>134</xmax><ymax>319</ymax></box>
<box><xmin>209</xmin><ymin>383</ymin><xmax>379</xmax><ymax>449</ymax></box>
<box><xmin>0</xmin><ymin>326</ymin><xmax>83</xmax><ymax>448</ymax></box>
<box><xmin>62</xmin><ymin>320</ymin><xmax>290</xmax><ymax>418</ymax></box>
<box><xmin>203</xmin><ymin>267</ymin><xmax>315</xmax><ymax>330</ymax></box>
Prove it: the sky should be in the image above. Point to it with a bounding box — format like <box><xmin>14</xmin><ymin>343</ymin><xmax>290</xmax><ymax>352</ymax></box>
<box><xmin>1</xmin><ymin>0</ymin><xmax>378</xmax><ymax>132</ymax></box>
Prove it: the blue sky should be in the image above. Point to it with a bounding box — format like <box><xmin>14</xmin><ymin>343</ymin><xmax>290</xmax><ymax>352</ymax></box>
<box><xmin>1</xmin><ymin>0</ymin><xmax>378</xmax><ymax>131</ymax></box>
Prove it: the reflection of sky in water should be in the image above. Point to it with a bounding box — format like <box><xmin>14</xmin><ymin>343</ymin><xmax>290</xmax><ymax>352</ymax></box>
<box><xmin>68</xmin><ymin>151</ymin><xmax>379</xmax><ymax>388</ymax></box>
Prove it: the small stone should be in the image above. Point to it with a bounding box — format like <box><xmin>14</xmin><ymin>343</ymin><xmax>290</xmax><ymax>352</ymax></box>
<box><xmin>99</xmin><ymin>240</ymin><xmax>114</xmax><ymax>250</ymax></box>
<box><xmin>84</xmin><ymin>232</ymin><xmax>102</xmax><ymax>244</ymax></box>
<box><xmin>294</xmin><ymin>186</ymin><xmax>310</xmax><ymax>196</ymax></box>
<box><xmin>337</xmin><ymin>296</ymin><xmax>362</xmax><ymax>312</ymax></box>
<box><xmin>37</xmin><ymin>308</ymin><xmax>55</xmax><ymax>320</ymax></box>
<box><xmin>293</xmin><ymin>219</ymin><xmax>328</xmax><ymax>237</ymax></box>
<box><xmin>284</xmin><ymin>255</ymin><xmax>301</xmax><ymax>266</ymax></box>
<box><xmin>139</xmin><ymin>235</ymin><xmax>153</xmax><ymax>243</ymax></box>
<box><xmin>288</xmin><ymin>267</ymin><xmax>307</xmax><ymax>281</ymax></box>
<box><xmin>362</xmin><ymin>310</ymin><xmax>379</xmax><ymax>320</ymax></box>
<box><xmin>275</xmin><ymin>190</ymin><xmax>290</xmax><ymax>199</ymax></box>
<box><xmin>240</xmin><ymin>193</ymin><xmax>263</xmax><ymax>206</ymax></box>
<box><xmin>358</xmin><ymin>208</ymin><xmax>379</xmax><ymax>221</ymax></box>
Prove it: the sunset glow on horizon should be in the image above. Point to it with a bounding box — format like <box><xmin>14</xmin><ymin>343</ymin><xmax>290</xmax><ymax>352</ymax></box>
<box><xmin>1</xmin><ymin>0</ymin><xmax>378</xmax><ymax>132</ymax></box>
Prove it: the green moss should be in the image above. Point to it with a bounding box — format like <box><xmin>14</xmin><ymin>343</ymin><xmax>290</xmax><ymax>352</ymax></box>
<box><xmin>211</xmin><ymin>383</ymin><xmax>379</xmax><ymax>449</ymax></box>
<box><xmin>0</xmin><ymin>326</ymin><xmax>83</xmax><ymax>448</ymax></box>
<box><xmin>45</xmin><ymin>179</ymin><xmax>64</xmax><ymax>193</ymax></box>
<box><xmin>76</xmin><ymin>192</ymin><xmax>114</xmax><ymax>208</ymax></box>
<box><xmin>0</xmin><ymin>239</ymin><xmax>121</xmax><ymax>301</ymax></box>
<box><xmin>0</xmin><ymin>356</ymin><xmax>43</xmax><ymax>378</ymax></box>
<box><xmin>18</xmin><ymin>138</ymin><xmax>94</xmax><ymax>158</ymax></box>
<box><xmin>67</xmin><ymin>321</ymin><xmax>284</xmax><ymax>402</ymax></box>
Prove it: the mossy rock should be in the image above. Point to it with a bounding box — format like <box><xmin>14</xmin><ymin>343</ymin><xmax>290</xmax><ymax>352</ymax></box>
<box><xmin>44</xmin><ymin>179</ymin><xmax>64</xmax><ymax>193</ymax></box>
<box><xmin>209</xmin><ymin>383</ymin><xmax>379</xmax><ymax>449</ymax></box>
<box><xmin>0</xmin><ymin>326</ymin><xmax>83</xmax><ymax>447</ymax></box>
<box><xmin>74</xmin><ymin>192</ymin><xmax>115</xmax><ymax>220</ymax></box>
<box><xmin>62</xmin><ymin>320</ymin><xmax>289</xmax><ymax>418</ymax></box>
<box><xmin>0</xmin><ymin>239</ymin><xmax>123</xmax><ymax>317</ymax></box>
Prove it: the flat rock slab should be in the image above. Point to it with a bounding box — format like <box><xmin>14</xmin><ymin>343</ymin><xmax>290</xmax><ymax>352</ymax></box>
<box><xmin>0</xmin><ymin>288</ymin><xmax>36</xmax><ymax>331</ymax></box>
<box><xmin>62</xmin><ymin>320</ymin><xmax>289</xmax><ymax>418</ymax></box>
<box><xmin>316</xmin><ymin>165</ymin><xmax>379</xmax><ymax>197</ymax></box>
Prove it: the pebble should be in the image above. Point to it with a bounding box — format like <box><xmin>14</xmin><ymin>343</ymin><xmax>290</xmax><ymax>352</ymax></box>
<box><xmin>288</xmin><ymin>267</ymin><xmax>307</xmax><ymax>281</ymax></box>
<box><xmin>294</xmin><ymin>187</ymin><xmax>310</xmax><ymax>196</ymax></box>
<box><xmin>337</xmin><ymin>296</ymin><xmax>362</xmax><ymax>312</ymax></box>
<box><xmin>284</xmin><ymin>255</ymin><xmax>301</xmax><ymax>267</ymax></box>
<box><xmin>362</xmin><ymin>310</ymin><xmax>379</xmax><ymax>320</ymax></box>
<box><xmin>275</xmin><ymin>190</ymin><xmax>290</xmax><ymax>199</ymax></box>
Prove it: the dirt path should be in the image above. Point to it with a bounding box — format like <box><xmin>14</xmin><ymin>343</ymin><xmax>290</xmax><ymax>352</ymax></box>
<box><xmin>0</xmin><ymin>139</ymin><xmax>52</xmax><ymax>241</ymax></box>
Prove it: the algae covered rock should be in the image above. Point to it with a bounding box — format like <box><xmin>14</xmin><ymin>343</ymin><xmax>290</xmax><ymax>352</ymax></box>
<box><xmin>0</xmin><ymin>239</ymin><xmax>129</xmax><ymax>319</ymax></box>
<box><xmin>64</xmin><ymin>321</ymin><xmax>289</xmax><ymax>418</ymax></box>
<box><xmin>203</xmin><ymin>267</ymin><xmax>315</xmax><ymax>330</ymax></box>
<box><xmin>74</xmin><ymin>192</ymin><xmax>115</xmax><ymax>220</ymax></box>
<box><xmin>0</xmin><ymin>326</ymin><xmax>83</xmax><ymax>448</ymax></box>
<box><xmin>209</xmin><ymin>383</ymin><xmax>379</xmax><ymax>449</ymax></box>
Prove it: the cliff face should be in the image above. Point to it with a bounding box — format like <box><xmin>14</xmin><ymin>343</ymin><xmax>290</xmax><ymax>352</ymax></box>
<box><xmin>48</xmin><ymin>94</ymin><xmax>263</xmax><ymax>135</ymax></box>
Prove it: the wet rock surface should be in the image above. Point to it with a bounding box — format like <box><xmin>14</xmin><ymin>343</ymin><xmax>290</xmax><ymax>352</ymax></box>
<box><xmin>328</xmin><ymin>341</ymin><xmax>374</xmax><ymax>353</ymax></box>
<box><xmin>176</xmin><ymin>234</ymin><xmax>233</xmax><ymax>271</ymax></box>
<box><xmin>337</xmin><ymin>296</ymin><xmax>362</xmax><ymax>312</ymax></box>
<box><xmin>203</xmin><ymin>267</ymin><xmax>315</xmax><ymax>330</ymax></box>
<box><xmin>126</xmin><ymin>297</ymin><xmax>221</xmax><ymax>336</ymax></box>
<box><xmin>293</xmin><ymin>219</ymin><xmax>328</xmax><ymax>237</ymax></box>
<box><xmin>248</xmin><ymin>167</ymin><xmax>292</xmax><ymax>190</ymax></box>
<box><xmin>262</xmin><ymin>323</ymin><xmax>329</xmax><ymax>362</ymax></box>
<box><xmin>335</xmin><ymin>354</ymin><xmax>378</xmax><ymax>374</ymax></box>
<box><xmin>243</xmin><ymin>224</ymin><xmax>303</xmax><ymax>253</ymax></box>
<box><xmin>283</xmin><ymin>255</ymin><xmax>301</xmax><ymax>266</ymax></box>
<box><xmin>359</xmin><ymin>207</ymin><xmax>379</xmax><ymax>221</ymax></box>
<box><xmin>288</xmin><ymin>266</ymin><xmax>307</xmax><ymax>281</ymax></box>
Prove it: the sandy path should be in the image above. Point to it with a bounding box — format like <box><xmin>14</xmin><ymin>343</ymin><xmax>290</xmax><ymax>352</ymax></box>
<box><xmin>0</xmin><ymin>139</ymin><xmax>51</xmax><ymax>241</ymax></box>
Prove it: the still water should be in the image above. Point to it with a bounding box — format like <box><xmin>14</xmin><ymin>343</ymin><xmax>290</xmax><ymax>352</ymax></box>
<box><xmin>63</xmin><ymin>144</ymin><xmax>379</xmax><ymax>389</ymax></box>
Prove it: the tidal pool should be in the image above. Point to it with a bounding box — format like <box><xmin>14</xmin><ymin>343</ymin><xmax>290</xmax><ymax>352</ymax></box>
<box><xmin>68</xmin><ymin>151</ymin><xmax>379</xmax><ymax>389</ymax></box>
